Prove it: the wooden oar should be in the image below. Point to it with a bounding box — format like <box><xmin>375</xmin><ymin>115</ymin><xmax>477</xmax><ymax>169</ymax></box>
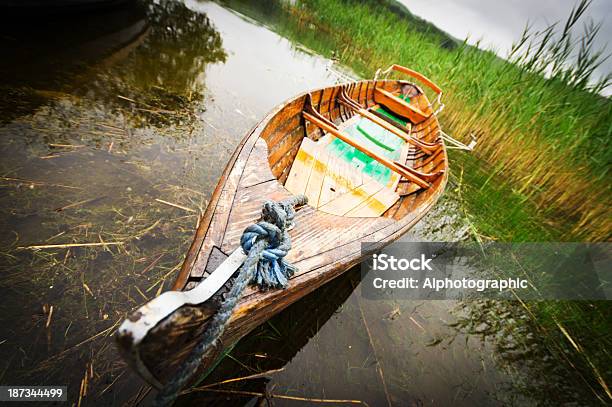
<box><xmin>303</xmin><ymin>111</ymin><xmax>431</xmax><ymax>189</ymax></box>
<box><xmin>338</xmin><ymin>89</ymin><xmax>439</xmax><ymax>154</ymax></box>
<box><xmin>394</xmin><ymin>159</ymin><xmax>444</xmax><ymax>182</ymax></box>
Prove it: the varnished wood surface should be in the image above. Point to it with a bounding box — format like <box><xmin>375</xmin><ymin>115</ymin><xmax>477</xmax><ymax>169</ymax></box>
<box><xmin>390</xmin><ymin>64</ymin><xmax>442</xmax><ymax>94</ymax></box>
<box><xmin>374</xmin><ymin>87</ymin><xmax>428</xmax><ymax>124</ymax></box>
<box><xmin>117</xmin><ymin>79</ymin><xmax>448</xmax><ymax>387</ymax></box>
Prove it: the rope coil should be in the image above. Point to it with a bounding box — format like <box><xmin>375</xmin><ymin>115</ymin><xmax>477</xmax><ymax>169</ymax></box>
<box><xmin>154</xmin><ymin>194</ymin><xmax>307</xmax><ymax>406</ymax></box>
<box><xmin>240</xmin><ymin>199</ymin><xmax>301</xmax><ymax>288</ymax></box>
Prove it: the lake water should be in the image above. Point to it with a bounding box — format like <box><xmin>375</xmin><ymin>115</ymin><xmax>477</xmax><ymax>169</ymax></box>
<box><xmin>0</xmin><ymin>1</ymin><xmax>590</xmax><ymax>405</ymax></box>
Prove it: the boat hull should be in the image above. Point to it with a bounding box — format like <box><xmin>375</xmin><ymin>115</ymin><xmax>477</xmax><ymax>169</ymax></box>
<box><xmin>117</xmin><ymin>79</ymin><xmax>448</xmax><ymax>388</ymax></box>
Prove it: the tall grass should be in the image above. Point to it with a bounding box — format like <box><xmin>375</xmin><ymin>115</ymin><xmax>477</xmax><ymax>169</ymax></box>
<box><xmin>289</xmin><ymin>0</ymin><xmax>611</xmax><ymax>241</ymax></box>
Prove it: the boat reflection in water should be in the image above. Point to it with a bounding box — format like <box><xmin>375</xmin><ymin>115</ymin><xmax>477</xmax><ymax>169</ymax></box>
<box><xmin>0</xmin><ymin>0</ymin><xmax>149</xmax><ymax>122</ymax></box>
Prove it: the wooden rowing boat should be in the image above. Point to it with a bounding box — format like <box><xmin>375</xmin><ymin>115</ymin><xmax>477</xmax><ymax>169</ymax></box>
<box><xmin>116</xmin><ymin>64</ymin><xmax>448</xmax><ymax>391</ymax></box>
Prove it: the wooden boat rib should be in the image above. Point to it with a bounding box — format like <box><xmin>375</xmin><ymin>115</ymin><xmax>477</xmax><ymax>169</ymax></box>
<box><xmin>116</xmin><ymin>66</ymin><xmax>449</xmax><ymax>389</ymax></box>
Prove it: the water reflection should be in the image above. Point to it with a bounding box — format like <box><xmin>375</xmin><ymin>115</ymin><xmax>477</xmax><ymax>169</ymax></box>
<box><xmin>89</xmin><ymin>0</ymin><xmax>227</xmax><ymax>128</ymax></box>
<box><xmin>0</xmin><ymin>1</ymin><xmax>149</xmax><ymax>123</ymax></box>
<box><xmin>1</xmin><ymin>0</ymin><xmax>228</xmax><ymax>130</ymax></box>
<box><xmin>0</xmin><ymin>2</ymin><xmax>148</xmax><ymax>88</ymax></box>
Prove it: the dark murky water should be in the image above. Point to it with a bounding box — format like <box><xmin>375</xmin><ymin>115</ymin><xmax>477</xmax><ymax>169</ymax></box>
<box><xmin>0</xmin><ymin>1</ymin><xmax>583</xmax><ymax>406</ymax></box>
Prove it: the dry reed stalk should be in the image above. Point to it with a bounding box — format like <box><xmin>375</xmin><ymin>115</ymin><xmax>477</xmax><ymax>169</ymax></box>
<box><xmin>18</xmin><ymin>242</ymin><xmax>124</xmax><ymax>250</ymax></box>
<box><xmin>187</xmin><ymin>388</ymin><xmax>370</xmax><ymax>406</ymax></box>
<box><xmin>45</xmin><ymin>306</ymin><xmax>54</xmax><ymax>329</ymax></box>
<box><xmin>185</xmin><ymin>368</ymin><xmax>285</xmax><ymax>393</ymax></box>
<box><xmin>155</xmin><ymin>198</ymin><xmax>197</xmax><ymax>213</ymax></box>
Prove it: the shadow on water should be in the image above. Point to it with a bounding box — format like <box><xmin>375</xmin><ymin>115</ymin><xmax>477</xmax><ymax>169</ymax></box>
<box><xmin>0</xmin><ymin>1</ymin><xmax>149</xmax><ymax>123</ymax></box>
<box><xmin>175</xmin><ymin>267</ymin><xmax>365</xmax><ymax>406</ymax></box>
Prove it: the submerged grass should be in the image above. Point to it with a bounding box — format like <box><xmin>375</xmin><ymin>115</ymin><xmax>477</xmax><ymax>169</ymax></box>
<box><xmin>0</xmin><ymin>129</ymin><xmax>208</xmax><ymax>402</ymax></box>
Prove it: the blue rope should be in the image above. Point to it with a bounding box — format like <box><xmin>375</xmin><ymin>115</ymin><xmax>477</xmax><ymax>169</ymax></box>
<box><xmin>154</xmin><ymin>194</ymin><xmax>307</xmax><ymax>407</ymax></box>
<box><xmin>241</xmin><ymin>199</ymin><xmax>301</xmax><ymax>288</ymax></box>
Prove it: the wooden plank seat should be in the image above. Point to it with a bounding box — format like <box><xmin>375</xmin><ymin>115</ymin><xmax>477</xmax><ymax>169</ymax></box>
<box><xmin>373</xmin><ymin>64</ymin><xmax>444</xmax><ymax>125</ymax></box>
<box><xmin>374</xmin><ymin>87</ymin><xmax>429</xmax><ymax>124</ymax></box>
<box><xmin>338</xmin><ymin>86</ymin><xmax>440</xmax><ymax>154</ymax></box>
<box><xmin>303</xmin><ymin>110</ymin><xmax>432</xmax><ymax>189</ymax></box>
<box><xmin>302</xmin><ymin>105</ymin><xmax>444</xmax><ymax>186</ymax></box>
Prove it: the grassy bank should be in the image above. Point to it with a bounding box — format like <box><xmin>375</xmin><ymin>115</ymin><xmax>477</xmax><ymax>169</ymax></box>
<box><xmin>288</xmin><ymin>0</ymin><xmax>611</xmax><ymax>242</ymax></box>
<box><xmin>227</xmin><ymin>0</ymin><xmax>612</xmax><ymax>403</ymax></box>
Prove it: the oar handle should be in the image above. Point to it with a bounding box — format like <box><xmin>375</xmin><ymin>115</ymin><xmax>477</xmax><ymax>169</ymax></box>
<box><xmin>388</xmin><ymin>64</ymin><xmax>442</xmax><ymax>94</ymax></box>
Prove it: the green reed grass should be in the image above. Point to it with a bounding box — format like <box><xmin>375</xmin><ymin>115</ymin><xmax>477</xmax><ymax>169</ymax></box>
<box><xmin>289</xmin><ymin>0</ymin><xmax>611</xmax><ymax>241</ymax></box>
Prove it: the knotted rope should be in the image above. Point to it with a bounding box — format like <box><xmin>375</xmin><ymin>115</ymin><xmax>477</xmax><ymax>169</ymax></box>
<box><xmin>154</xmin><ymin>194</ymin><xmax>307</xmax><ymax>407</ymax></box>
